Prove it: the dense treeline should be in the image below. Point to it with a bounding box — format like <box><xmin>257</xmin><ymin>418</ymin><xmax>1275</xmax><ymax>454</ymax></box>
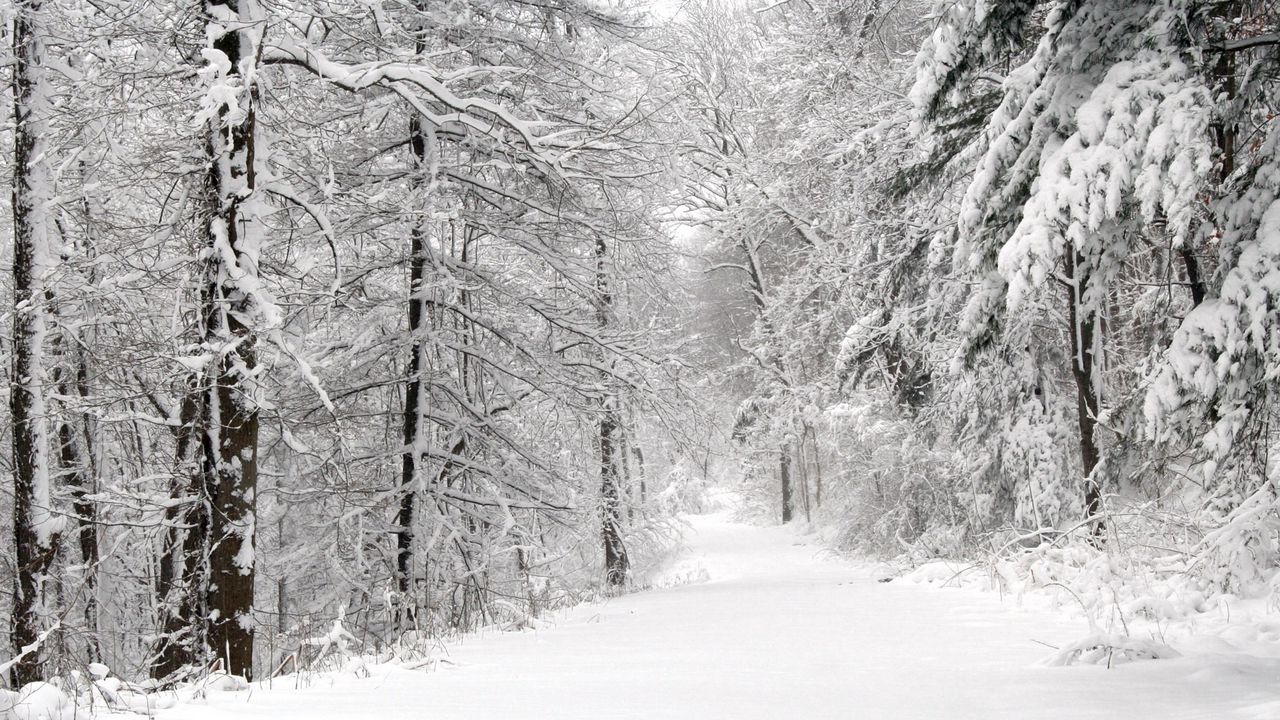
<box><xmin>0</xmin><ymin>0</ymin><xmax>695</xmax><ymax>685</ymax></box>
<box><xmin>691</xmin><ymin>0</ymin><xmax>1280</xmax><ymax>596</ymax></box>
<box><xmin>2</xmin><ymin>0</ymin><xmax>1279</xmax><ymax>693</ymax></box>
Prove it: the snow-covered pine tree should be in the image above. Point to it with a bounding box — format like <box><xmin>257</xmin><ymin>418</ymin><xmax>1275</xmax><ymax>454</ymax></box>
<box><xmin>910</xmin><ymin>0</ymin><xmax>1263</xmax><ymax>534</ymax></box>
<box><xmin>1143</xmin><ymin>2</ymin><xmax>1280</xmax><ymax>590</ymax></box>
<box><xmin>1145</xmin><ymin>5</ymin><xmax>1280</xmax><ymax>481</ymax></box>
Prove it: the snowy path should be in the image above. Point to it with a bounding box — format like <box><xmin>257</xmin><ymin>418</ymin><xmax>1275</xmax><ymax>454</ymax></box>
<box><xmin>154</xmin><ymin>509</ymin><xmax>1280</xmax><ymax>720</ymax></box>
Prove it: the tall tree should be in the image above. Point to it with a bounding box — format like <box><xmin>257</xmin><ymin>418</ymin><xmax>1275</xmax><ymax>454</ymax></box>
<box><xmin>196</xmin><ymin>0</ymin><xmax>269</xmax><ymax>678</ymax></box>
<box><xmin>597</xmin><ymin>234</ymin><xmax>629</xmax><ymax>585</ymax></box>
<box><xmin>395</xmin><ymin>7</ymin><xmax>432</xmax><ymax>634</ymax></box>
<box><xmin>910</xmin><ymin>0</ymin><xmax>1263</xmax><ymax>535</ymax></box>
<box><xmin>10</xmin><ymin>0</ymin><xmax>63</xmax><ymax>686</ymax></box>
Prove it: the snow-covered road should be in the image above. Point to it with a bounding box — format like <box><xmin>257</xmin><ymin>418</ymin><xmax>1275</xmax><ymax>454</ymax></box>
<box><xmin>155</xmin><ymin>509</ymin><xmax>1280</xmax><ymax>719</ymax></box>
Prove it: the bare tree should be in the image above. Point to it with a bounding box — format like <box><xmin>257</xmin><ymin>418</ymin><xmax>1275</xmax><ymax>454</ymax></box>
<box><xmin>10</xmin><ymin>0</ymin><xmax>62</xmax><ymax>686</ymax></box>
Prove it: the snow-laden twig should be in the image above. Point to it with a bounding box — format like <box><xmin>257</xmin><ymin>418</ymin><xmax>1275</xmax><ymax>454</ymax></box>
<box><xmin>0</xmin><ymin>622</ymin><xmax>60</xmax><ymax>678</ymax></box>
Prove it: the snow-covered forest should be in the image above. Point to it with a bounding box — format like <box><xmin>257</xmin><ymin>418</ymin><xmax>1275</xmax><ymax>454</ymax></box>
<box><xmin>0</xmin><ymin>0</ymin><xmax>1279</xmax><ymax>715</ymax></box>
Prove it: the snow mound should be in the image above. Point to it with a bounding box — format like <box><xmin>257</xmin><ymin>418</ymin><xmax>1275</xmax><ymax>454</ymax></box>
<box><xmin>0</xmin><ymin>682</ymin><xmax>78</xmax><ymax>720</ymax></box>
<box><xmin>92</xmin><ymin>673</ymin><xmax>179</xmax><ymax>713</ymax></box>
<box><xmin>1040</xmin><ymin>633</ymin><xmax>1180</xmax><ymax>667</ymax></box>
<box><xmin>200</xmin><ymin>672</ymin><xmax>249</xmax><ymax>692</ymax></box>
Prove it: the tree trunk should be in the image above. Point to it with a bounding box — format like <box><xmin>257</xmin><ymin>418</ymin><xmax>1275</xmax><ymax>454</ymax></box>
<box><xmin>54</xmin><ymin>343</ymin><xmax>100</xmax><ymax>661</ymax></box>
<box><xmin>620</xmin><ymin>422</ymin><xmax>635</xmax><ymax>523</ymax></box>
<box><xmin>1177</xmin><ymin>1</ymin><xmax>1239</xmax><ymax>308</ymax></box>
<box><xmin>1065</xmin><ymin>252</ymin><xmax>1103</xmax><ymax>537</ymax></box>
<box><xmin>396</xmin><ymin>106</ymin><xmax>432</xmax><ymax>632</ymax></box>
<box><xmin>1210</xmin><ymin>1</ymin><xmax>1237</xmax><ymax>186</ymax></box>
<box><xmin>597</xmin><ymin>236</ymin><xmax>628</xmax><ymax>586</ymax></box>
<box><xmin>395</xmin><ymin>7</ymin><xmax>437</xmax><ymax>632</ymax></box>
<box><xmin>69</xmin><ymin>158</ymin><xmax>103</xmax><ymax>662</ymax></box>
<box><xmin>275</xmin><ymin>514</ymin><xmax>288</xmax><ymax>635</ymax></box>
<box><xmin>152</xmin><ymin>392</ymin><xmax>208</xmax><ymax>681</ymax></box>
<box><xmin>806</xmin><ymin>424</ymin><xmax>823</xmax><ymax>509</ymax></box>
<box><xmin>200</xmin><ymin>0</ymin><xmax>262</xmax><ymax>678</ymax></box>
<box><xmin>600</xmin><ymin>405</ymin><xmax>628</xmax><ymax>585</ymax></box>
<box><xmin>780</xmin><ymin>445</ymin><xmax>794</xmax><ymax>524</ymax></box>
<box><xmin>797</xmin><ymin>431</ymin><xmax>812</xmax><ymax>523</ymax></box>
<box><xmin>1181</xmin><ymin>249</ymin><xmax>1205</xmax><ymax>307</ymax></box>
<box><xmin>10</xmin><ymin>0</ymin><xmax>60</xmax><ymax>686</ymax></box>
<box><xmin>202</xmin><ymin>310</ymin><xmax>259</xmax><ymax>680</ymax></box>
<box><xmin>623</xmin><ymin>403</ymin><xmax>647</xmax><ymax>504</ymax></box>
<box><xmin>740</xmin><ymin>237</ymin><xmax>799</xmax><ymax>524</ymax></box>
<box><xmin>631</xmin><ymin>439</ymin><xmax>647</xmax><ymax>505</ymax></box>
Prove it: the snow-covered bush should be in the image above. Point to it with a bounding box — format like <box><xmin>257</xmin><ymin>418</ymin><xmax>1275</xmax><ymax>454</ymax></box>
<box><xmin>0</xmin><ymin>683</ymin><xmax>78</xmax><ymax>720</ymax></box>
<box><xmin>819</xmin><ymin>396</ymin><xmax>971</xmax><ymax>559</ymax></box>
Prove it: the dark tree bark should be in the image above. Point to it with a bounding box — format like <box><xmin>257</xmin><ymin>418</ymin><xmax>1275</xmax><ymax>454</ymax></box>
<box><xmin>780</xmin><ymin>445</ymin><xmax>794</xmax><ymax>524</ymax></box>
<box><xmin>59</xmin><ymin>156</ymin><xmax>103</xmax><ymax>662</ymax></box>
<box><xmin>620</xmin><ymin>422</ymin><xmax>635</xmax><ymax>523</ymax></box>
<box><xmin>624</xmin><ymin>405</ymin><xmax>647</xmax><ymax>504</ymax></box>
<box><xmin>805</xmin><ymin>424</ymin><xmax>823</xmax><ymax>509</ymax></box>
<box><xmin>600</xmin><ymin>405</ymin><xmax>628</xmax><ymax>586</ymax></box>
<box><xmin>707</xmin><ymin>101</ymin><xmax>797</xmax><ymax>526</ymax></box>
<box><xmin>597</xmin><ymin>235</ymin><xmax>628</xmax><ymax>587</ymax></box>
<box><xmin>1065</xmin><ymin>252</ymin><xmax>1104</xmax><ymax>538</ymax></box>
<box><xmin>396</xmin><ymin>108</ymin><xmax>432</xmax><ymax>631</ymax></box>
<box><xmin>797</xmin><ymin>433</ymin><xmax>812</xmax><ymax>523</ymax></box>
<box><xmin>632</xmin><ymin>444</ymin><xmax>647</xmax><ymax>504</ymax></box>
<box><xmin>1181</xmin><ymin>248</ymin><xmax>1206</xmax><ymax>307</ymax></box>
<box><xmin>276</xmin><ymin>516</ymin><xmax>288</xmax><ymax>635</ymax></box>
<box><xmin>54</xmin><ymin>342</ymin><xmax>100</xmax><ymax>662</ymax></box>
<box><xmin>1179</xmin><ymin>1</ymin><xmax>1241</xmax><ymax>307</ymax></box>
<box><xmin>198</xmin><ymin>0</ymin><xmax>262</xmax><ymax>678</ymax></box>
<box><xmin>1210</xmin><ymin>1</ymin><xmax>1237</xmax><ymax>185</ymax></box>
<box><xmin>152</xmin><ymin>392</ymin><xmax>209</xmax><ymax>681</ymax></box>
<box><xmin>201</xmin><ymin>263</ymin><xmax>259</xmax><ymax>680</ymax></box>
<box><xmin>10</xmin><ymin>0</ymin><xmax>59</xmax><ymax>686</ymax></box>
<box><xmin>1178</xmin><ymin>2</ymin><xmax>1239</xmax><ymax>309</ymax></box>
<box><xmin>394</xmin><ymin>7</ymin><xmax>436</xmax><ymax>631</ymax></box>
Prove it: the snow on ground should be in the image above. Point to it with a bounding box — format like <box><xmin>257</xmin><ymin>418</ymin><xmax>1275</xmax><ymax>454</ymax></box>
<box><xmin>109</xmin><ymin>503</ymin><xmax>1280</xmax><ymax>719</ymax></box>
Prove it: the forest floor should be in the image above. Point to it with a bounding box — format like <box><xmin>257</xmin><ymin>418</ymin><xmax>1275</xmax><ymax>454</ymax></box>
<box><xmin>114</xmin><ymin>500</ymin><xmax>1280</xmax><ymax>719</ymax></box>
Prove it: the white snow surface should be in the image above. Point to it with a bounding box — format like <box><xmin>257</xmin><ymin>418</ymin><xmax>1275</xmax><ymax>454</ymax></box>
<box><xmin>121</xmin><ymin>503</ymin><xmax>1280</xmax><ymax>719</ymax></box>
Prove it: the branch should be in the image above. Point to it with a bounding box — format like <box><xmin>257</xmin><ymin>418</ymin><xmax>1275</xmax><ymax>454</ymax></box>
<box><xmin>0</xmin><ymin>622</ymin><xmax>60</xmax><ymax>678</ymax></box>
<box><xmin>264</xmin><ymin>181</ymin><xmax>341</xmax><ymax>296</ymax></box>
<box><xmin>1216</xmin><ymin>33</ymin><xmax>1280</xmax><ymax>53</ymax></box>
<box><xmin>262</xmin><ymin>39</ymin><xmax>557</xmax><ymax>170</ymax></box>
<box><xmin>704</xmin><ymin>262</ymin><xmax>753</xmax><ymax>276</ymax></box>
